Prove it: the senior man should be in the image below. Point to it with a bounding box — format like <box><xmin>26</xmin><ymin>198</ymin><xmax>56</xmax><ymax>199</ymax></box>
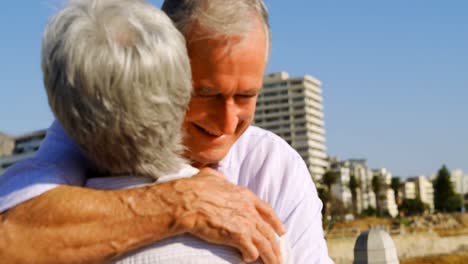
<box><xmin>0</xmin><ymin>0</ymin><xmax>332</xmax><ymax>263</ymax></box>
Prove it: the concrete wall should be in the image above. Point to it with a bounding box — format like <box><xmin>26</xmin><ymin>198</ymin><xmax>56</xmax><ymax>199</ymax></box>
<box><xmin>328</xmin><ymin>233</ymin><xmax>468</xmax><ymax>264</ymax></box>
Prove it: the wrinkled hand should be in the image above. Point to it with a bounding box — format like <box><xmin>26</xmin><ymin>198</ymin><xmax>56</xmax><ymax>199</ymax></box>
<box><xmin>162</xmin><ymin>167</ymin><xmax>286</xmax><ymax>264</ymax></box>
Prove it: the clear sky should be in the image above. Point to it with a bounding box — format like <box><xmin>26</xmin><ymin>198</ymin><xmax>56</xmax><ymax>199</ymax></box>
<box><xmin>0</xmin><ymin>0</ymin><xmax>466</xmax><ymax>177</ymax></box>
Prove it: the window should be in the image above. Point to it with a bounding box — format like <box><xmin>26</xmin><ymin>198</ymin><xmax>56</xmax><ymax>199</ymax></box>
<box><xmin>296</xmin><ymin>147</ymin><xmax>308</xmax><ymax>152</ymax></box>
<box><xmin>292</xmin><ymin>97</ymin><xmax>304</xmax><ymax>103</ymax></box>
<box><xmin>264</xmin><ymin>83</ymin><xmax>279</xmax><ymax>89</ymax></box>
<box><xmin>264</xmin><ymin>91</ymin><xmax>278</xmax><ymax>97</ymax></box>
<box><xmin>293</xmin><ymin>106</ymin><xmax>303</xmax><ymax>111</ymax></box>
<box><xmin>13</xmin><ymin>148</ymin><xmax>25</xmax><ymax>154</ymax></box>
<box><xmin>265</xmin><ymin>109</ymin><xmax>279</xmax><ymax>114</ymax></box>
<box><xmin>296</xmin><ymin>131</ymin><xmax>306</xmax><ymax>136</ymax></box>
<box><xmin>1</xmin><ymin>162</ymin><xmax>15</xmax><ymax>169</ymax></box>
<box><xmin>293</xmin><ymin>88</ymin><xmax>303</xmax><ymax>94</ymax></box>
<box><xmin>296</xmin><ymin>122</ymin><xmax>306</xmax><ymax>128</ymax></box>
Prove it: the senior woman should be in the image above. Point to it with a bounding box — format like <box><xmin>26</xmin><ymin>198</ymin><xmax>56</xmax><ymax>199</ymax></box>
<box><xmin>40</xmin><ymin>0</ymin><xmax>293</xmax><ymax>263</ymax></box>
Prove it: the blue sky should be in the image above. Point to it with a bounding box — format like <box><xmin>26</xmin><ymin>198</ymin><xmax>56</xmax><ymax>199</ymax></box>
<box><xmin>0</xmin><ymin>0</ymin><xmax>466</xmax><ymax>177</ymax></box>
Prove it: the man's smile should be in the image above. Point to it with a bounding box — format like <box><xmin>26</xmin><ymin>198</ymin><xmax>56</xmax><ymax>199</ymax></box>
<box><xmin>193</xmin><ymin>123</ymin><xmax>222</xmax><ymax>137</ymax></box>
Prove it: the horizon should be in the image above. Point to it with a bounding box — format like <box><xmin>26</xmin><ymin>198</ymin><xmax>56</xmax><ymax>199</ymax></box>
<box><xmin>1</xmin><ymin>0</ymin><xmax>466</xmax><ymax>177</ymax></box>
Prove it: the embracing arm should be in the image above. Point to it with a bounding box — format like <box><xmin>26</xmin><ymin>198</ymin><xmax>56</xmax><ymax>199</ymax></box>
<box><xmin>0</xmin><ymin>122</ymin><xmax>285</xmax><ymax>264</ymax></box>
<box><xmin>0</xmin><ymin>184</ymin><xmax>180</xmax><ymax>263</ymax></box>
<box><xmin>0</xmin><ymin>169</ymin><xmax>285</xmax><ymax>264</ymax></box>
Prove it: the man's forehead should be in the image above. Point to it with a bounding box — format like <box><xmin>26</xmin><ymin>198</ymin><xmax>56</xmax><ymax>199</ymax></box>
<box><xmin>186</xmin><ymin>20</ymin><xmax>267</xmax><ymax>62</ymax></box>
<box><xmin>194</xmin><ymin>86</ymin><xmax>261</xmax><ymax>94</ymax></box>
<box><xmin>184</xmin><ymin>14</ymin><xmax>266</xmax><ymax>46</ymax></box>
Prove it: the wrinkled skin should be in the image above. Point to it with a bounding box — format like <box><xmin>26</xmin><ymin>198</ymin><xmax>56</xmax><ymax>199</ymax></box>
<box><xmin>0</xmin><ymin>18</ymin><xmax>285</xmax><ymax>264</ymax></box>
<box><xmin>182</xmin><ymin>19</ymin><xmax>266</xmax><ymax>167</ymax></box>
<box><xmin>0</xmin><ymin>168</ymin><xmax>284</xmax><ymax>264</ymax></box>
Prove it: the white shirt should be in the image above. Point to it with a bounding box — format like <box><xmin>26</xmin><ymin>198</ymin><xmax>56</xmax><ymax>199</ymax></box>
<box><xmin>85</xmin><ymin>165</ymin><xmax>293</xmax><ymax>264</ymax></box>
<box><xmin>0</xmin><ymin>121</ymin><xmax>333</xmax><ymax>263</ymax></box>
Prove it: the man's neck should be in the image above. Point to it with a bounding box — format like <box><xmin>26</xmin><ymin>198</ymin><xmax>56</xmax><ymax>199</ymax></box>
<box><xmin>190</xmin><ymin>161</ymin><xmax>219</xmax><ymax>170</ymax></box>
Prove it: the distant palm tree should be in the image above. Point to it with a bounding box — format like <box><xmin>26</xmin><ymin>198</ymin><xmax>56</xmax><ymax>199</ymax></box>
<box><xmin>391</xmin><ymin>177</ymin><xmax>401</xmax><ymax>206</ymax></box>
<box><xmin>322</xmin><ymin>170</ymin><xmax>338</xmax><ymax>194</ymax></box>
<box><xmin>349</xmin><ymin>174</ymin><xmax>359</xmax><ymax>214</ymax></box>
<box><xmin>372</xmin><ymin>175</ymin><xmax>384</xmax><ymax>216</ymax></box>
<box><xmin>321</xmin><ymin>170</ymin><xmax>339</xmax><ymax>219</ymax></box>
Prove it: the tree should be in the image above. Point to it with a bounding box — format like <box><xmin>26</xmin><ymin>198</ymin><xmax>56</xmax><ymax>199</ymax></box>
<box><xmin>317</xmin><ymin>186</ymin><xmax>327</xmax><ymax>216</ymax></box>
<box><xmin>372</xmin><ymin>175</ymin><xmax>384</xmax><ymax>216</ymax></box>
<box><xmin>349</xmin><ymin>174</ymin><xmax>359</xmax><ymax>214</ymax></box>
<box><xmin>433</xmin><ymin>165</ymin><xmax>462</xmax><ymax>212</ymax></box>
<box><xmin>329</xmin><ymin>196</ymin><xmax>351</xmax><ymax>219</ymax></box>
<box><xmin>391</xmin><ymin>177</ymin><xmax>401</xmax><ymax>206</ymax></box>
<box><xmin>322</xmin><ymin>170</ymin><xmax>339</xmax><ymax>194</ymax></box>
<box><xmin>400</xmin><ymin>198</ymin><xmax>428</xmax><ymax>216</ymax></box>
<box><xmin>446</xmin><ymin>194</ymin><xmax>463</xmax><ymax>212</ymax></box>
<box><xmin>320</xmin><ymin>170</ymin><xmax>339</xmax><ymax>220</ymax></box>
<box><xmin>361</xmin><ymin>206</ymin><xmax>376</xmax><ymax>217</ymax></box>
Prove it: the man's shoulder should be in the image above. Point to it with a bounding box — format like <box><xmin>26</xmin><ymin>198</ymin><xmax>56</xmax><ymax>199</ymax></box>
<box><xmin>223</xmin><ymin>126</ymin><xmax>304</xmax><ymax>176</ymax></box>
<box><xmin>234</xmin><ymin>126</ymin><xmax>295</xmax><ymax>155</ymax></box>
<box><xmin>242</xmin><ymin>125</ymin><xmax>280</xmax><ymax>139</ymax></box>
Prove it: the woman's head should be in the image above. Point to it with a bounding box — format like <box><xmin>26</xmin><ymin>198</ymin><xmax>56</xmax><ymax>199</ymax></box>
<box><xmin>42</xmin><ymin>0</ymin><xmax>192</xmax><ymax>178</ymax></box>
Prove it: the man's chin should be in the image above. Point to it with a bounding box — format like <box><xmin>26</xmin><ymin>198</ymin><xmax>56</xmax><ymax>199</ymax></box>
<box><xmin>186</xmin><ymin>149</ymin><xmax>229</xmax><ymax>168</ymax></box>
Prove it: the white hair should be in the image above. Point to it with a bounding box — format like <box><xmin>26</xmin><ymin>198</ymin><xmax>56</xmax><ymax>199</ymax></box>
<box><xmin>42</xmin><ymin>0</ymin><xmax>192</xmax><ymax>179</ymax></box>
<box><xmin>162</xmin><ymin>0</ymin><xmax>271</xmax><ymax>59</ymax></box>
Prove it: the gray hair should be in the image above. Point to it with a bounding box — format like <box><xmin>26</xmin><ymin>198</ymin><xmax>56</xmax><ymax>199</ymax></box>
<box><xmin>42</xmin><ymin>0</ymin><xmax>192</xmax><ymax>179</ymax></box>
<box><xmin>162</xmin><ymin>0</ymin><xmax>271</xmax><ymax>58</ymax></box>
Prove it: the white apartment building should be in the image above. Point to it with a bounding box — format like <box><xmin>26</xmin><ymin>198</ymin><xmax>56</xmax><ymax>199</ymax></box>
<box><xmin>402</xmin><ymin>181</ymin><xmax>416</xmax><ymax>200</ymax></box>
<box><xmin>406</xmin><ymin>176</ymin><xmax>435</xmax><ymax>212</ymax></box>
<box><xmin>373</xmin><ymin>168</ymin><xmax>398</xmax><ymax>217</ymax></box>
<box><xmin>328</xmin><ymin>159</ymin><xmax>352</xmax><ymax>207</ymax></box>
<box><xmin>327</xmin><ymin>158</ymin><xmax>399</xmax><ymax>217</ymax></box>
<box><xmin>348</xmin><ymin>159</ymin><xmax>376</xmax><ymax>213</ymax></box>
<box><xmin>254</xmin><ymin>72</ymin><xmax>328</xmax><ymax>181</ymax></box>
<box><xmin>0</xmin><ymin>130</ymin><xmax>46</xmax><ymax>175</ymax></box>
<box><xmin>384</xmin><ymin>189</ymin><xmax>399</xmax><ymax>217</ymax></box>
<box><xmin>0</xmin><ymin>132</ymin><xmax>15</xmax><ymax>157</ymax></box>
<box><xmin>417</xmin><ymin>176</ymin><xmax>435</xmax><ymax>212</ymax></box>
<box><xmin>451</xmin><ymin>169</ymin><xmax>468</xmax><ymax>195</ymax></box>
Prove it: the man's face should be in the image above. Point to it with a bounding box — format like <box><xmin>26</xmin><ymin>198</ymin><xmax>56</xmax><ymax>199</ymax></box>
<box><xmin>183</xmin><ymin>20</ymin><xmax>267</xmax><ymax>167</ymax></box>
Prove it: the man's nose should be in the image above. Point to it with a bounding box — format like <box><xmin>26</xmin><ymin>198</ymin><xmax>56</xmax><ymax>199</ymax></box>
<box><xmin>218</xmin><ymin>98</ymin><xmax>239</xmax><ymax>135</ymax></box>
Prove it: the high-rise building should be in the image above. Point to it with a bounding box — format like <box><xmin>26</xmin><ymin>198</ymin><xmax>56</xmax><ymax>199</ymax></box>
<box><xmin>0</xmin><ymin>130</ymin><xmax>46</xmax><ymax>174</ymax></box>
<box><xmin>254</xmin><ymin>72</ymin><xmax>328</xmax><ymax>180</ymax></box>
